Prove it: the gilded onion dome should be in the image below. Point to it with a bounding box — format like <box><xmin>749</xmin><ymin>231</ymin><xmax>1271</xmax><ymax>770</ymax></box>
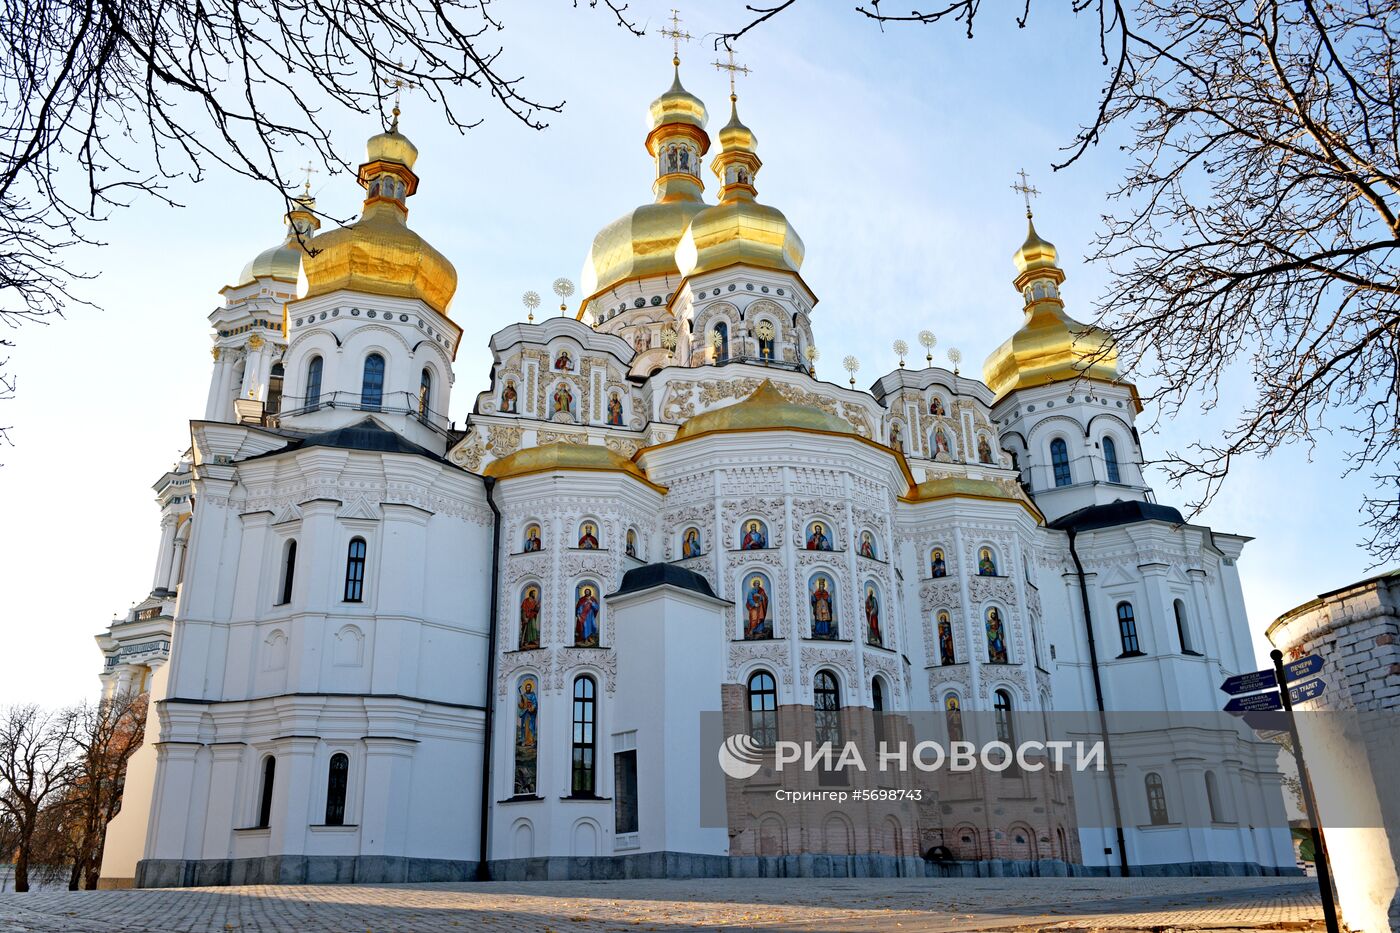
<box><xmin>674</xmin><ymin>380</ymin><xmax>851</xmax><ymax>440</ymax></box>
<box><xmin>484</xmin><ymin>442</ymin><xmax>663</xmax><ymax>491</ymax></box>
<box><xmin>904</xmin><ymin>476</ymin><xmax>1043</xmax><ymax>521</ymax></box>
<box><xmin>298</xmin><ymin>116</ymin><xmax>457</xmax><ymax>315</ymax></box>
<box><xmin>675</xmin><ymin>97</ymin><xmax>804</xmax><ymax>278</ymax></box>
<box><xmin>983</xmin><ymin>213</ymin><xmax>1118</xmax><ymax>401</ymax></box>
<box><xmin>232</xmin><ymin>195</ymin><xmax>320</xmax><ymax>288</ymax></box>
<box><xmin>579</xmin><ymin>65</ymin><xmax>712</xmax><ymax>311</ymax></box>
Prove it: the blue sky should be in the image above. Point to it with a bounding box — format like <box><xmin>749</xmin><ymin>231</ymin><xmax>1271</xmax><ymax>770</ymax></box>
<box><xmin>0</xmin><ymin>0</ymin><xmax>1376</xmax><ymax>707</ymax></box>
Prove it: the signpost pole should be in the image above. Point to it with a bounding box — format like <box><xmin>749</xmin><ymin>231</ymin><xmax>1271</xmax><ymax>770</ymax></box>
<box><xmin>1270</xmin><ymin>648</ymin><xmax>1340</xmax><ymax>933</ymax></box>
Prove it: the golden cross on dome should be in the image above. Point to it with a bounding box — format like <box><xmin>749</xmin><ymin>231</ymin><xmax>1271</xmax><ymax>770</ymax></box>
<box><xmin>1012</xmin><ymin>168</ymin><xmax>1040</xmax><ymax>217</ymax></box>
<box><xmin>382</xmin><ymin>67</ymin><xmax>419</xmax><ymax>130</ymax></box>
<box><xmin>659</xmin><ymin>9</ymin><xmax>692</xmax><ymax>65</ymax></box>
<box><xmin>713</xmin><ymin>47</ymin><xmax>751</xmax><ymax>100</ymax></box>
<box><xmin>298</xmin><ymin>161</ymin><xmax>318</xmax><ymax>196</ymax></box>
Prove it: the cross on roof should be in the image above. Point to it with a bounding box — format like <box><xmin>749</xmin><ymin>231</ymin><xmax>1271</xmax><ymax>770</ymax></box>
<box><xmin>1011</xmin><ymin>168</ymin><xmax>1040</xmax><ymax>217</ymax></box>
<box><xmin>298</xmin><ymin>161</ymin><xmax>318</xmax><ymax>196</ymax></box>
<box><xmin>713</xmin><ymin>47</ymin><xmax>751</xmax><ymax>99</ymax></box>
<box><xmin>382</xmin><ymin>67</ymin><xmax>419</xmax><ymax>129</ymax></box>
<box><xmin>659</xmin><ymin>9</ymin><xmax>692</xmax><ymax>65</ymax></box>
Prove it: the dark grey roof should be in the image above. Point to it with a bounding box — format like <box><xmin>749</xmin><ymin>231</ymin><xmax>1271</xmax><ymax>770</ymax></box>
<box><xmin>610</xmin><ymin>563</ymin><xmax>725</xmax><ymax>602</ymax></box>
<box><xmin>1048</xmin><ymin>499</ymin><xmax>1186</xmax><ymax>533</ymax></box>
<box><xmin>247</xmin><ymin>418</ymin><xmax>449</xmax><ymax>464</ymax></box>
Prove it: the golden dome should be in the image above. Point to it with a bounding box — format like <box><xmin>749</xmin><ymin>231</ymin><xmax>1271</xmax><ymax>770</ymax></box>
<box><xmin>904</xmin><ymin>476</ymin><xmax>1042</xmax><ymax>521</ymax></box>
<box><xmin>676</xmin><ymin>99</ymin><xmax>803</xmax><ymax>278</ymax></box>
<box><xmin>484</xmin><ymin>442</ymin><xmax>663</xmax><ymax>490</ymax></box>
<box><xmin>983</xmin><ymin>215</ymin><xmax>1118</xmax><ymax>400</ymax></box>
<box><xmin>579</xmin><ymin>66</ymin><xmax>711</xmax><ymax>313</ymax></box>
<box><xmin>230</xmin><ymin>197</ymin><xmax>320</xmax><ymax>288</ymax></box>
<box><xmin>298</xmin><ymin>124</ymin><xmax>457</xmax><ymax>315</ymax></box>
<box><xmin>674</xmin><ymin>380</ymin><xmax>852</xmax><ymax>440</ymax></box>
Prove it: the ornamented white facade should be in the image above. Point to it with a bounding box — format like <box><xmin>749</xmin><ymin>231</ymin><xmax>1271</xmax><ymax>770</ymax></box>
<box><xmin>97</xmin><ymin>64</ymin><xmax>1294</xmax><ymax>888</ymax></box>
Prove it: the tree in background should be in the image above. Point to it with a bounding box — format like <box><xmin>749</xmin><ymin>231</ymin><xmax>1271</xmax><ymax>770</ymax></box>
<box><xmin>59</xmin><ymin>693</ymin><xmax>148</xmax><ymax>890</ymax></box>
<box><xmin>0</xmin><ymin>705</ymin><xmax>75</xmax><ymax>892</ymax></box>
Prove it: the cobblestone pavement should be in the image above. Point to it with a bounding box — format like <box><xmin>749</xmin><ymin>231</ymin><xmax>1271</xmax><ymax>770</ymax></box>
<box><xmin>0</xmin><ymin>877</ymin><xmax>1324</xmax><ymax>932</ymax></box>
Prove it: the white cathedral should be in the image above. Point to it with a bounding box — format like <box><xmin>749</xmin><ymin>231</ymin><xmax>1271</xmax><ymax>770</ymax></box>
<box><xmin>95</xmin><ymin>61</ymin><xmax>1297</xmax><ymax>887</ymax></box>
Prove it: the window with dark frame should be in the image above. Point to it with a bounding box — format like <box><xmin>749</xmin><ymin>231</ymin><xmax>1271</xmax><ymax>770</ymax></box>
<box><xmin>571</xmin><ymin>676</ymin><xmax>597</xmax><ymax>796</ymax></box>
<box><xmin>278</xmin><ymin>540</ymin><xmax>297</xmax><ymax>605</ymax></box>
<box><xmin>325</xmin><ymin>753</ymin><xmax>349</xmax><ymax>826</ymax></box>
<box><xmin>613</xmin><ymin>749</ymin><xmax>638</xmax><ymax>834</ymax></box>
<box><xmin>418</xmin><ymin>367</ymin><xmax>432</xmax><ymax>416</ymax></box>
<box><xmin>361</xmin><ymin>353</ymin><xmax>385</xmax><ymax>411</ymax></box>
<box><xmin>256</xmin><ymin>756</ymin><xmax>276</xmax><ymax>829</ymax></box>
<box><xmin>305</xmin><ymin>356</ymin><xmax>323</xmax><ymax>407</ymax></box>
<box><xmin>1050</xmin><ymin>438</ymin><xmax>1072</xmax><ymax>487</ymax></box>
<box><xmin>747</xmin><ymin>671</ymin><xmax>778</xmax><ymax>748</ymax></box>
<box><xmin>1103</xmin><ymin>436</ymin><xmax>1122</xmax><ymax>483</ymax></box>
<box><xmin>344</xmin><ymin>537</ymin><xmax>367</xmax><ymax>602</ymax></box>
<box><xmin>1117</xmin><ymin>601</ymin><xmax>1141</xmax><ymax>655</ymax></box>
<box><xmin>814</xmin><ymin>670</ymin><xmax>844</xmax><ymax>786</ymax></box>
<box><xmin>1146</xmin><ymin>772</ymin><xmax>1169</xmax><ymax>825</ymax></box>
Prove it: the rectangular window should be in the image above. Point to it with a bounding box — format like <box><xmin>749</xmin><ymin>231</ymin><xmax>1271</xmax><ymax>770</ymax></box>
<box><xmin>613</xmin><ymin>750</ymin><xmax>638</xmax><ymax>834</ymax></box>
<box><xmin>571</xmin><ymin>677</ymin><xmax>597</xmax><ymax>796</ymax></box>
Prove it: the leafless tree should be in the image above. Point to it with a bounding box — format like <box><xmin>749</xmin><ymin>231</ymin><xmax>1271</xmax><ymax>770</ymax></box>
<box><xmin>720</xmin><ymin>0</ymin><xmax>1400</xmax><ymax>562</ymax></box>
<box><xmin>0</xmin><ymin>705</ymin><xmax>75</xmax><ymax>892</ymax></box>
<box><xmin>0</xmin><ymin>0</ymin><xmax>643</xmax><ymax>429</ymax></box>
<box><xmin>58</xmin><ymin>692</ymin><xmax>147</xmax><ymax>890</ymax></box>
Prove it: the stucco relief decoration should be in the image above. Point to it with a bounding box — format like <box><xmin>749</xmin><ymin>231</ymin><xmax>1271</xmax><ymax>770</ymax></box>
<box><xmin>605</xmin><ymin>436</ymin><xmax>641</xmax><ymax>458</ymax></box>
<box><xmin>485</xmin><ymin>425</ymin><xmax>524</xmax><ymax>457</ymax></box>
<box><xmin>552</xmin><ymin>648</ymin><xmax>618</xmax><ymax>695</ymax></box>
<box><xmin>799</xmin><ymin>646</ymin><xmax>858</xmax><ymax>689</ymax></box>
<box><xmin>661</xmin><ymin>383</ymin><xmax>696</xmax><ymax>422</ymax></box>
<box><xmin>728</xmin><ymin>642</ymin><xmax>793</xmax><ymax>688</ymax></box>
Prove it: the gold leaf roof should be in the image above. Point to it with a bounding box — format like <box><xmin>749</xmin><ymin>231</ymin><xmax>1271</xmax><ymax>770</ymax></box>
<box><xmin>904</xmin><ymin>475</ymin><xmax>1043</xmax><ymax>521</ymax></box>
<box><xmin>483</xmin><ymin>442</ymin><xmax>663</xmax><ymax>490</ymax></box>
<box><xmin>673</xmin><ymin>380</ymin><xmax>852</xmax><ymax>440</ymax></box>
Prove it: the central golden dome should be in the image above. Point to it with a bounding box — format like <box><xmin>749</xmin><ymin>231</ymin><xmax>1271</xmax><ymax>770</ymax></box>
<box><xmin>674</xmin><ymin>380</ymin><xmax>852</xmax><ymax>440</ymax></box>
<box><xmin>676</xmin><ymin>99</ymin><xmax>803</xmax><ymax>278</ymax></box>
<box><xmin>299</xmin><ymin>123</ymin><xmax>457</xmax><ymax>315</ymax></box>
<box><xmin>579</xmin><ymin>65</ymin><xmax>711</xmax><ymax>311</ymax></box>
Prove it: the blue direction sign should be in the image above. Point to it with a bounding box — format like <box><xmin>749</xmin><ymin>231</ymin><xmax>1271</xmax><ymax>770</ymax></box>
<box><xmin>1283</xmin><ymin>654</ymin><xmax>1323</xmax><ymax>683</ymax></box>
<box><xmin>1289</xmin><ymin>677</ymin><xmax>1327</xmax><ymax>704</ymax></box>
<box><xmin>1220</xmin><ymin>668</ymin><xmax>1278</xmax><ymax>695</ymax></box>
<box><xmin>1224</xmin><ymin>691</ymin><xmax>1283</xmax><ymax>713</ymax></box>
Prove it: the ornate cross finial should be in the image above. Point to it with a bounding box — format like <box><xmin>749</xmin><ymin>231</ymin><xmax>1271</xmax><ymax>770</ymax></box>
<box><xmin>382</xmin><ymin>67</ymin><xmax>419</xmax><ymax>130</ymax></box>
<box><xmin>1012</xmin><ymin>168</ymin><xmax>1040</xmax><ymax>218</ymax></box>
<box><xmin>713</xmin><ymin>47</ymin><xmax>751</xmax><ymax>101</ymax></box>
<box><xmin>298</xmin><ymin>161</ymin><xmax>318</xmax><ymax>197</ymax></box>
<box><xmin>659</xmin><ymin>9</ymin><xmax>692</xmax><ymax>66</ymax></box>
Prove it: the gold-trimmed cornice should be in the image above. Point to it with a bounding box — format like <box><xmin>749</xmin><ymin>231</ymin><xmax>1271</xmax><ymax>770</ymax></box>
<box><xmin>484</xmin><ymin>442</ymin><xmax>666</xmax><ymax>493</ymax></box>
<box><xmin>899</xmin><ymin>475</ymin><xmax>1044</xmax><ymax>523</ymax></box>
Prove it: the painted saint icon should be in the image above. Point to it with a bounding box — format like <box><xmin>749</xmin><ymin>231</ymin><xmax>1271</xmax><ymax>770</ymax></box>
<box><xmin>514</xmin><ymin>676</ymin><xmax>538</xmax><ymax>795</ymax></box>
<box><xmin>523</xmin><ymin>524</ymin><xmax>542</xmax><ymax>553</ymax></box>
<box><xmin>741</xmin><ymin>520</ymin><xmax>767</xmax><ymax>550</ymax></box>
<box><xmin>501</xmin><ymin>380</ymin><xmax>518</xmax><ymax>413</ymax></box>
<box><xmin>744</xmin><ymin>574</ymin><xmax>771</xmax><ymax>639</ymax></box>
<box><xmin>578</xmin><ymin>522</ymin><xmax>599</xmax><ymax>549</ymax></box>
<box><xmin>554</xmin><ymin>350</ymin><xmax>573</xmax><ymax>370</ymax></box>
<box><xmin>937</xmin><ymin>610</ymin><xmax>955</xmax><ymax>665</ymax></box>
<box><xmin>934</xmin><ymin>428</ymin><xmax>951</xmax><ymax>458</ymax></box>
<box><xmin>607</xmin><ymin>393</ymin><xmax>624</xmax><ymax>426</ymax></box>
<box><xmin>805</xmin><ymin>521</ymin><xmax>832</xmax><ymax>551</ymax></box>
<box><xmin>978</xmin><ymin>547</ymin><xmax>998</xmax><ymax>576</ymax></box>
<box><xmin>859</xmin><ymin>531</ymin><xmax>877</xmax><ymax>560</ymax></box>
<box><xmin>930</xmin><ymin>396</ymin><xmax>945</xmax><ymax>416</ymax></box>
<box><xmin>682</xmin><ymin>527</ymin><xmax>702</xmax><ymax>559</ymax></box>
<box><xmin>625</xmin><ymin>528</ymin><xmax>637</xmax><ymax>558</ymax></box>
<box><xmin>944</xmin><ymin>693</ymin><xmax>964</xmax><ymax>743</ymax></box>
<box><xmin>986</xmin><ymin>606</ymin><xmax>1009</xmax><ymax>663</ymax></box>
<box><xmin>552</xmin><ymin>382</ymin><xmax>574</xmax><ymax>416</ymax></box>
<box><xmin>809</xmin><ymin>574</ymin><xmax>837</xmax><ymax>639</ymax></box>
<box><xmin>930</xmin><ymin>548</ymin><xmax>947</xmax><ymax>578</ymax></box>
<box><xmin>865</xmin><ymin>584</ymin><xmax>882</xmax><ymax>647</ymax></box>
<box><xmin>977</xmin><ymin>436</ymin><xmax>994</xmax><ymax>464</ymax></box>
<box><xmin>575</xmin><ymin>583</ymin><xmax>600</xmax><ymax>647</ymax></box>
<box><xmin>890</xmin><ymin>422</ymin><xmax>903</xmax><ymax>450</ymax></box>
<box><xmin>519</xmin><ymin>586</ymin><xmax>541</xmax><ymax>650</ymax></box>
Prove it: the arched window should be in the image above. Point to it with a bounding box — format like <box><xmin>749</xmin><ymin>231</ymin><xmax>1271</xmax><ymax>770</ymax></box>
<box><xmin>993</xmin><ymin>689</ymin><xmax>1015</xmax><ymax>746</ymax></box>
<box><xmin>571</xmin><ymin>676</ymin><xmax>597</xmax><ymax>796</ymax></box>
<box><xmin>1103</xmin><ymin>436</ymin><xmax>1121</xmax><ymax>483</ymax></box>
<box><xmin>1050</xmin><ymin>438</ymin><xmax>1072</xmax><ymax>487</ymax></box>
<box><xmin>713</xmin><ymin>322</ymin><xmax>729</xmax><ymax>362</ymax></box>
<box><xmin>266</xmin><ymin>362</ymin><xmax>284</xmax><ymax>415</ymax></box>
<box><xmin>256</xmin><ymin>756</ymin><xmax>276</xmax><ymax>829</ymax></box>
<box><xmin>277</xmin><ymin>540</ymin><xmax>297</xmax><ymax>606</ymax></box>
<box><xmin>1145</xmin><ymin>772</ymin><xmax>1169</xmax><ymax>825</ymax></box>
<box><xmin>418</xmin><ymin>367</ymin><xmax>433</xmax><ymax>417</ymax></box>
<box><xmin>344</xmin><ymin>537</ymin><xmax>367</xmax><ymax>603</ymax></box>
<box><xmin>325</xmin><ymin>753</ymin><xmax>349</xmax><ymax>826</ymax></box>
<box><xmin>1117</xmin><ymin>601</ymin><xmax>1140</xmax><ymax>655</ymax></box>
<box><xmin>360</xmin><ymin>353</ymin><xmax>385</xmax><ymax>411</ymax></box>
<box><xmin>1204</xmin><ymin>770</ymin><xmax>1223</xmax><ymax>822</ymax></box>
<box><xmin>871</xmin><ymin>677</ymin><xmax>886</xmax><ymax>746</ymax></box>
<box><xmin>305</xmin><ymin>356</ymin><xmax>324</xmax><ymax>408</ymax></box>
<box><xmin>814</xmin><ymin>671</ymin><xmax>842</xmax><ymax>747</ymax></box>
<box><xmin>747</xmin><ymin>670</ymin><xmax>778</xmax><ymax>748</ymax></box>
<box><xmin>1173</xmin><ymin>599</ymin><xmax>1195</xmax><ymax>653</ymax></box>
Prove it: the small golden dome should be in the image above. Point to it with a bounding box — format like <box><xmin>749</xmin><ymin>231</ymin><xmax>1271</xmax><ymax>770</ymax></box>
<box><xmin>676</xmin><ymin>98</ymin><xmax>803</xmax><ymax>278</ymax></box>
<box><xmin>905</xmin><ymin>476</ymin><xmax>1042</xmax><ymax>521</ymax></box>
<box><xmin>239</xmin><ymin>237</ymin><xmax>305</xmax><ymax>285</ymax></box>
<box><xmin>674</xmin><ymin>380</ymin><xmax>851</xmax><ymax>440</ymax></box>
<box><xmin>298</xmin><ymin>124</ymin><xmax>457</xmax><ymax>315</ymax></box>
<box><xmin>983</xmin><ymin>214</ymin><xmax>1118</xmax><ymax>400</ymax></box>
<box><xmin>484</xmin><ymin>442</ymin><xmax>662</xmax><ymax>490</ymax></box>
<box><xmin>649</xmin><ymin>66</ymin><xmax>707</xmax><ymax>131</ymax></box>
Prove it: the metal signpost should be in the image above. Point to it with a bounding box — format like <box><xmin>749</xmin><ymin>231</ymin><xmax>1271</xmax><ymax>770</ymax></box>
<box><xmin>1220</xmin><ymin>653</ymin><xmax>1339</xmax><ymax>933</ymax></box>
